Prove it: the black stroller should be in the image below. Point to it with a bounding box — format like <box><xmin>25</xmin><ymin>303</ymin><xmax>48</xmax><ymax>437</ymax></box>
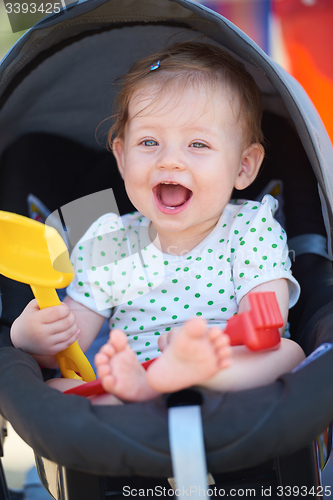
<box><xmin>1</xmin><ymin>0</ymin><xmax>333</xmax><ymax>498</ymax></box>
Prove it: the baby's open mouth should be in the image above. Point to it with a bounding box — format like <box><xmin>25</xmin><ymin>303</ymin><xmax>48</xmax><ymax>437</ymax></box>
<box><xmin>155</xmin><ymin>182</ymin><xmax>193</xmax><ymax>209</ymax></box>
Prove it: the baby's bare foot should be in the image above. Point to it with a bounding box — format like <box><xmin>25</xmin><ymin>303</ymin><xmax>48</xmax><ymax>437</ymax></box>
<box><xmin>146</xmin><ymin>317</ymin><xmax>232</xmax><ymax>393</ymax></box>
<box><xmin>95</xmin><ymin>329</ymin><xmax>159</xmax><ymax>402</ymax></box>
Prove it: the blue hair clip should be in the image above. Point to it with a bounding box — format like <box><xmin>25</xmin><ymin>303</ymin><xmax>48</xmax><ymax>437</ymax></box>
<box><xmin>150</xmin><ymin>60</ymin><xmax>160</xmax><ymax>71</ymax></box>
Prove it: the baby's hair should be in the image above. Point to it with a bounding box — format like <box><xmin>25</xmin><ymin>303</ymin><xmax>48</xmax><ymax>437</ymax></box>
<box><xmin>107</xmin><ymin>41</ymin><xmax>264</xmax><ymax>149</ymax></box>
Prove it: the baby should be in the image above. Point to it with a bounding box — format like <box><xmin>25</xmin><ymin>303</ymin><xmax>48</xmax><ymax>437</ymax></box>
<box><xmin>11</xmin><ymin>42</ymin><xmax>305</xmax><ymax>404</ymax></box>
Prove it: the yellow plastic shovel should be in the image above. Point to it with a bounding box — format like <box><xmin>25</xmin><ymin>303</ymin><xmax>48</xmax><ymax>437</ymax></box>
<box><xmin>0</xmin><ymin>211</ymin><xmax>96</xmax><ymax>382</ymax></box>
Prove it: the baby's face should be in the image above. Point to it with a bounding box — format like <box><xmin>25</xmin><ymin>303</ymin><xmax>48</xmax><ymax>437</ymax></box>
<box><xmin>113</xmin><ymin>82</ymin><xmax>262</xmax><ymax>252</ymax></box>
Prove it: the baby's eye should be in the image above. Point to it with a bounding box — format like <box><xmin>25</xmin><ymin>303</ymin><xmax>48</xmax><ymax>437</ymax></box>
<box><xmin>190</xmin><ymin>142</ymin><xmax>207</xmax><ymax>148</ymax></box>
<box><xmin>142</xmin><ymin>139</ymin><xmax>158</xmax><ymax>147</ymax></box>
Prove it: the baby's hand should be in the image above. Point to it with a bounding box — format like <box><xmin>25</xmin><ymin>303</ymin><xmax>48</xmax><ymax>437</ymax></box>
<box><xmin>10</xmin><ymin>299</ymin><xmax>80</xmax><ymax>356</ymax></box>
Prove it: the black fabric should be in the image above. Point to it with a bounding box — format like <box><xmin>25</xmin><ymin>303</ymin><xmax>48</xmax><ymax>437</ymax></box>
<box><xmin>234</xmin><ymin>112</ymin><xmax>326</xmax><ymax>239</ymax></box>
<box><xmin>0</xmin><ymin>132</ymin><xmax>135</xmax><ymax>217</ymax></box>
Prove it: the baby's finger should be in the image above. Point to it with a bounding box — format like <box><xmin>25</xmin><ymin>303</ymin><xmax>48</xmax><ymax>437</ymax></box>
<box><xmin>42</xmin><ymin>312</ymin><xmax>77</xmax><ymax>336</ymax></box>
<box><xmin>39</xmin><ymin>304</ymin><xmax>72</xmax><ymax>325</ymax></box>
<box><xmin>48</xmin><ymin>329</ymin><xmax>81</xmax><ymax>355</ymax></box>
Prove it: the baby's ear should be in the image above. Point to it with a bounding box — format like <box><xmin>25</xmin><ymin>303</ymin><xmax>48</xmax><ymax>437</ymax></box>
<box><xmin>112</xmin><ymin>137</ymin><xmax>125</xmax><ymax>178</ymax></box>
<box><xmin>234</xmin><ymin>143</ymin><xmax>265</xmax><ymax>190</ymax></box>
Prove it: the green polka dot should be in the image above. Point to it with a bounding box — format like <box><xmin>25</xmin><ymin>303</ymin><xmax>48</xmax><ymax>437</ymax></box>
<box><xmin>208</xmin><ymin>301</ymin><xmax>213</xmax><ymax>306</ymax></box>
<box><xmin>91</xmin><ymin>266</ymin><xmax>96</xmax><ymax>271</ymax></box>
<box><xmin>140</xmin><ymin>326</ymin><xmax>144</xmax><ymax>331</ymax></box>
<box><xmin>172</xmin><ymin>315</ymin><xmax>177</xmax><ymax>320</ymax></box>
<box><xmin>78</xmin><ymin>269</ymin><xmax>83</xmax><ymax>273</ymax></box>
<box><xmin>245</xmin><ymin>260</ymin><xmax>250</xmax><ymax>265</ymax></box>
<box><xmin>97</xmin><ymin>236</ymin><xmax>102</xmax><ymax>241</ymax></box>
<box><xmin>262</xmin><ymin>256</ymin><xmax>268</xmax><ymax>260</ymax></box>
<box><xmin>207</xmin><ymin>266</ymin><xmax>213</xmax><ymax>271</ymax></box>
<box><xmin>219</xmin><ymin>289</ymin><xmax>225</xmax><ymax>294</ymax></box>
<box><xmin>132</xmin><ymin>318</ymin><xmax>137</xmax><ymax>322</ymax></box>
<box><xmin>150</xmin><ymin>299</ymin><xmax>155</xmax><ymax>303</ymax></box>
<box><xmin>250</xmin><ymin>228</ymin><xmax>256</xmax><ymax>233</ymax></box>
<box><xmin>240</xmin><ymin>241</ymin><xmax>245</xmax><ymax>246</ymax></box>
<box><xmin>195</xmin><ymin>293</ymin><xmax>200</xmax><ymax>298</ymax></box>
<box><xmin>239</xmin><ymin>272</ymin><xmax>244</xmax><ymax>278</ymax></box>
<box><xmin>259</xmin><ymin>237</ymin><xmax>264</xmax><ymax>242</ymax></box>
<box><xmin>221</xmin><ymin>307</ymin><xmax>227</xmax><ymax>312</ymax></box>
<box><xmin>151</xmin><ymin>316</ymin><xmax>156</xmax><ymax>321</ymax></box>
<box><xmin>272</xmin><ymin>244</ymin><xmax>277</xmax><ymax>248</ymax></box>
<box><xmin>139</xmin><ymin>276</ymin><xmax>144</xmax><ymax>280</ymax></box>
<box><xmin>261</xmin><ymin>218</ymin><xmax>266</xmax><ymax>222</ymax></box>
<box><xmin>196</xmin><ymin>257</ymin><xmax>202</xmax><ymax>261</ymax></box>
<box><xmin>161</xmin><ymin>289</ymin><xmax>167</xmax><ymax>293</ymax></box>
<box><xmin>84</xmin><ymin>293</ymin><xmax>90</xmax><ymax>297</ymax></box>
<box><xmin>196</xmin><ymin>312</ymin><xmax>202</xmax><ymax>317</ymax></box>
<box><xmin>208</xmin><ymin>249</ymin><xmax>213</xmax><ymax>253</ymax></box>
<box><xmin>122</xmin><ymin>271</ymin><xmax>126</xmax><ymax>276</ymax></box>
<box><xmin>161</xmin><ymin>307</ymin><xmax>167</xmax><ymax>311</ymax></box>
<box><xmin>172</xmin><ymin>279</ymin><xmax>178</xmax><ymax>284</ymax></box>
<box><xmin>196</xmin><ymin>275</ymin><xmax>201</xmax><ymax>279</ymax></box>
<box><xmin>174</xmin><ymin>297</ymin><xmax>179</xmax><ymax>302</ymax></box>
<box><xmin>207</xmin><ymin>283</ymin><xmax>212</xmax><ymax>287</ymax></box>
<box><xmin>234</xmin><ymin>230</ymin><xmax>239</xmax><ymax>235</ymax></box>
<box><xmin>185</xmin><ymin>286</ymin><xmax>190</xmax><ymax>291</ymax></box>
<box><xmin>231</xmin><ymin>248</ymin><xmax>235</xmax><ymax>253</ymax></box>
<box><xmin>184</xmin><ymin>304</ymin><xmax>189</xmax><ymax>309</ymax></box>
<box><xmin>103</xmin><ymin>266</ymin><xmax>109</xmax><ymax>271</ymax></box>
<box><xmin>79</xmin><ymin>246</ymin><xmax>83</xmax><ymax>250</ymax></box>
<box><xmin>145</xmin><ymin>342</ymin><xmax>150</xmax><ymax>346</ymax></box>
<box><xmin>154</xmin><ymin>332</ymin><xmax>160</xmax><ymax>336</ymax></box>
<box><xmin>164</xmin><ymin>261</ymin><xmax>169</xmax><ymax>265</ymax></box>
<box><xmin>253</xmin><ymin>247</ymin><xmax>257</xmax><ymax>252</ymax></box>
<box><xmin>267</xmin><ymin>227</ymin><xmax>272</xmax><ymax>232</ymax></box>
<box><xmin>184</xmin><ymin>267</ymin><xmax>189</xmax><ymax>272</ymax></box>
<box><xmin>218</xmin><ymin>271</ymin><xmax>223</xmax><ymax>276</ymax></box>
<box><xmin>78</xmin><ymin>281</ymin><xmax>84</xmax><ymax>286</ymax></box>
<box><xmin>94</xmin><ymin>281</ymin><xmax>100</xmax><ymax>286</ymax></box>
<box><xmin>237</xmin><ymin>213</ymin><xmax>243</xmax><ymax>217</ymax></box>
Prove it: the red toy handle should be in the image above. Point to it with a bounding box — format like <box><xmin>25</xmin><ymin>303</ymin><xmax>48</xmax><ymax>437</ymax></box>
<box><xmin>224</xmin><ymin>292</ymin><xmax>282</xmax><ymax>350</ymax></box>
<box><xmin>64</xmin><ymin>292</ymin><xmax>282</xmax><ymax>397</ymax></box>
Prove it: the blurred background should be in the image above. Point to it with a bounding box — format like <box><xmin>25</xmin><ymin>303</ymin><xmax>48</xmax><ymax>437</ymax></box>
<box><xmin>1</xmin><ymin>0</ymin><xmax>333</xmax><ymax>494</ymax></box>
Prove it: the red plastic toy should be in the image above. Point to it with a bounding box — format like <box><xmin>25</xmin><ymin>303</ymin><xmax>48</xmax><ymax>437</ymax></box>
<box><xmin>64</xmin><ymin>292</ymin><xmax>282</xmax><ymax>398</ymax></box>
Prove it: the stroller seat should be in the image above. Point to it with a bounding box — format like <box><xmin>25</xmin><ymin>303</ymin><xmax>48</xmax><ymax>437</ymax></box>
<box><xmin>1</xmin><ymin>0</ymin><xmax>333</xmax><ymax>498</ymax></box>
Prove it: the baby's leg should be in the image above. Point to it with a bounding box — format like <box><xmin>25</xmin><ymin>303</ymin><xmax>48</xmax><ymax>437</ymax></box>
<box><xmin>94</xmin><ymin>329</ymin><xmax>160</xmax><ymax>402</ymax></box>
<box><xmin>201</xmin><ymin>338</ymin><xmax>305</xmax><ymax>392</ymax></box>
<box><xmin>146</xmin><ymin>317</ymin><xmax>232</xmax><ymax>393</ymax></box>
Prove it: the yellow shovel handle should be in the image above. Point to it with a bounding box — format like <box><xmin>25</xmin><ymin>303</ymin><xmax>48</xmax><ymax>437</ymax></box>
<box><xmin>31</xmin><ymin>285</ymin><xmax>96</xmax><ymax>382</ymax></box>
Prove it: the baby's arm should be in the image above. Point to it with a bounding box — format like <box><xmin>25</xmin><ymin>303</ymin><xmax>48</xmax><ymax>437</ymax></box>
<box><xmin>10</xmin><ymin>296</ymin><xmax>105</xmax><ymax>369</ymax></box>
